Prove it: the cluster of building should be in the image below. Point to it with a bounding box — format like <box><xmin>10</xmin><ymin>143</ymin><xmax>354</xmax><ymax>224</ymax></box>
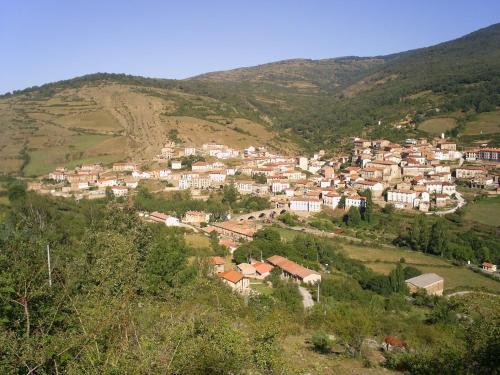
<box><xmin>212</xmin><ymin>255</ymin><xmax>321</xmax><ymax>294</ymax></box>
<box><xmin>33</xmin><ymin>136</ymin><xmax>499</xmax><ymax>216</ymax></box>
<box><xmin>28</xmin><ymin>163</ymin><xmax>137</xmax><ymax>199</ymax></box>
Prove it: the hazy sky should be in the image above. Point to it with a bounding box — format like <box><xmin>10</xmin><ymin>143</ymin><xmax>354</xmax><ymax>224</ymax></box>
<box><xmin>1</xmin><ymin>0</ymin><xmax>499</xmax><ymax>93</ymax></box>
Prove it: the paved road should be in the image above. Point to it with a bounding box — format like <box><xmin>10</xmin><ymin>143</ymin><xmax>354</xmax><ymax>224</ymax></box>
<box><xmin>298</xmin><ymin>286</ymin><xmax>315</xmax><ymax>308</ymax></box>
<box><xmin>427</xmin><ymin>191</ymin><xmax>466</xmax><ymax>216</ymax></box>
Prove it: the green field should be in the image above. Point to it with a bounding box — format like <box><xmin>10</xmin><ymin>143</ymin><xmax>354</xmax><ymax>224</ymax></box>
<box><xmin>419</xmin><ymin>117</ymin><xmax>457</xmax><ymax>135</ymax></box>
<box><xmin>185</xmin><ymin>233</ymin><xmax>211</xmax><ymax>248</ymax></box>
<box><xmin>24</xmin><ymin>134</ymin><xmax>123</xmax><ymax>176</ymax></box>
<box><xmin>342</xmin><ymin>244</ymin><xmax>500</xmax><ymax>293</ymax></box>
<box><xmin>250</xmin><ymin>281</ymin><xmax>273</xmax><ymax>296</ymax></box>
<box><xmin>463</xmin><ymin>110</ymin><xmax>500</xmax><ymax>135</ymax></box>
<box><xmin>464</xmin><ymin>195</ymin><xmax>500</xmax><ymax>227</ymax></box>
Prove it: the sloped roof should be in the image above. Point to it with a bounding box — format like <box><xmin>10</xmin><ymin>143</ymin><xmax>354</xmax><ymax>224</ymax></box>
<box><xmin>210</xmin><ymin>256</ymin><xmax>225</xmax><ymax>266</ymax></box>
<box><xmin>252</xmin><ymin>262</ymin><xmax>273</xmax><ymax>274</ymax></box>
<box><xmin>405</xmin><ymin>273</ymin><xmax>443</xmax><ymax>288</ymax></box>
<box><xmin>266</xmin><ymin>255</ymin><xmax>288</xmax><ymax>266</ymax></box>
<box><xmin>218</xmin><ymin>270</ymin><xmax>244</xmax><ymax>284</ymax></box>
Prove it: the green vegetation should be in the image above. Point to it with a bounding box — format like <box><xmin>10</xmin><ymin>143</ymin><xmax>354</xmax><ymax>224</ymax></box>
<box><xmin>341</xmin><ymin>244</ymin><xmax>500</xmax><ymax>292</ymax></box>
<box><xmin>23</xmin><ymin>134</ymin><xmax>121</xmax><ymax>176</ymax></box>
<box><xmin>419</xmin><ymin>117</ymin><xmax>457</xmax><ymax>135</ymax></box>
<box><xmin>463</xmin><ymin>109</ymin><xmax>500</xmax><ymax>135</ymax></box>
<box><xmin>463</xmin><ymin>195</ymin><xmax>500</xmax><ymax>227</ymax></box>
<box><xmin>0</xmin><ymin>188</ymin><xmax>498</xmax><ymax>373</ymax></box>
<box><xmin>134</xmin><ymin>187</ymin><xmax>229</xmax><ymax>220</ymax></box>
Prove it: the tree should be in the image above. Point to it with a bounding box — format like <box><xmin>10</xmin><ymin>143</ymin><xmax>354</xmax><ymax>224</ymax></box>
<box><xmin>388</xmin><ymin>263</ymin><xmax>408</xmax><ymax>294</ymax></box>
<box><xmin>222</xmin><ymin>184</ymin><xmax>238</xmax><ymax>206</ymax></box>
<box><xmin>7</xmin><ymin>182</ymin><xmax>26</xmax><ymax>202</ymax></box>
<box><xmin>143</xmin><ymin>236</ymin><xmax>187</xmax><ymax>293</ymax></box>
<box><xmin>403</xmin><ymin>266</ymin><xmax>422</xmax><ymax>280</ymax></box>
<box><xmin>428</xmin><ymin>220</ymin><xmax>448</xmax><ymax>256</ymax></box>
<box><xmin>345</xmin><ymin>206</ymin><xmax>362</xmax><ymax>226</ymax></box>
<box><xmin>338</xmin><ymin>196</ymin><xmax>346</xmax><ymax>209</ymax></box>
<box><xmin>360</xmin><ymin>190</ymin><xmax>373</xmax><ymax>222</ymax></box>
<box><xmin>105</xmin><ymin>186</ymin><xmax>114</xmax><ymax>201</ymax></box>
<box><xmin>409</xmin><ymin>215</ymin><xmax>429</xmax><ymax>251</ymax></box>
<box><xmin>278</xmin><ymin>212</ymin><xmax>299</xmax><ymax>226</ymax></box>
<box><xmin>253</xmin><ymin>173</ymin><xmax>267</xmax><ymax>184</ymax></box>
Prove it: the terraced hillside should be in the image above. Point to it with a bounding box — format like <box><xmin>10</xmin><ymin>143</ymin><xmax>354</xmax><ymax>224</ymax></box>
<box><xmin>0</xmin><ymin>83</ymin><xmax>289</xmax><ymax>176</ymax></box>
<box><xmin>1</xmin><ymin>23</ymin><xmax>499</xmax><ymax>175</ymax></box>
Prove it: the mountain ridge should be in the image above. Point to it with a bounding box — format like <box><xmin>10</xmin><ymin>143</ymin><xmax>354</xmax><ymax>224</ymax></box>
<box><xmin>1</xmin><ymin>23</ymin><xmax>499</xmax><ymax>175</ymax></box>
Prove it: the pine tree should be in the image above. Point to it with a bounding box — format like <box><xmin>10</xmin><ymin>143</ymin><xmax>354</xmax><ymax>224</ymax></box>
<box><xmin>360</xmin><ymin>190</ymin><xmax>373</xmax><ymax>223</ymax></box>
<box><xmin>346</xmin><ymin>206</ymin><xmax>362</xmax><ymax>226</ymax></box>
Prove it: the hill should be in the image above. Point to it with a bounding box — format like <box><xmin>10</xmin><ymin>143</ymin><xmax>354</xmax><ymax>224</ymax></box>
<box><xmin>1</xmin><ymin>23</ymin><xmax>499</xmax><ymax>175</ymax></box>
<box><xmin>0</xmin><ymin>79</ymin><xmax>293</xmax><ymax>175</ymax></box>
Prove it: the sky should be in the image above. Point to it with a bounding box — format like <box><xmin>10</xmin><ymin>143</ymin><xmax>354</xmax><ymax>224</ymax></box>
<box><xmin>1</xmin><ymin>0</ymin><xmax>499</xmax><ymax>93</ymax></box>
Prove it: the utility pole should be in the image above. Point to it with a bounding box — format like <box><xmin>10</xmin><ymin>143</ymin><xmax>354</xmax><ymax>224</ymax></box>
<box><xmin>46</xmin><ymin>244</ymin><xmax>52</xmax><ymax>287</ymax></box>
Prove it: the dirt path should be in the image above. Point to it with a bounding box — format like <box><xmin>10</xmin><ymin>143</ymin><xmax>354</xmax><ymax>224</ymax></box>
<box><xmin>299</xmin><ymin>286</ymin><xmax>314</xmax><ymax>308</ymax></box>
<box><xmin>426</xmin><ymin>191</ymin><xmax>466</xmax><ymax>216</ymax></box>
<box><xmin>446</xmin><ymin>290</ymin><xmax>499</xmax><ymax>298</ymax></box>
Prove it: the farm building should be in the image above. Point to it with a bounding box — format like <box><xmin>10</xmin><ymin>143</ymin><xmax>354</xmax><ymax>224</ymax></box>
<box><xmin>217</xmin><ymin>270</ymin><xmax>249</xmax><ymax>294</ymax></box>
<box><xmin>267</xmin><ymin>255</ymin><xmax>321</xmax><ymax>284</ymax></box>
<box><xmin>405</xmin><ymin>273</ymin><xmax>444</xmax><ymax>296</ymax></box>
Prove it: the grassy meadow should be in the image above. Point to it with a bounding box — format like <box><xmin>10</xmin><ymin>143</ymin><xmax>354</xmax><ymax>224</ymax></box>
<box><xmin>341</xmin><ymin>244</ymin><xmax>500</xmax><ymax>293</ymax></box>
<box><xmin>463</xmin><ymin>195</ymin><xmax>500</xmax><ymax>227</ymax></box>
<box><xmin>419</xmin><ymin>117</ymin><xmax>457</xmax><ymax>135</ymax></box>
<box><xmin>463</xmin><ymin>110</ymin><xmax>500</xmax><ymax>135</ymax></box>
<box><xmin>24</xmin><ymin>134</ymin><xmax>125</xmax><ymax>176</ymax></box>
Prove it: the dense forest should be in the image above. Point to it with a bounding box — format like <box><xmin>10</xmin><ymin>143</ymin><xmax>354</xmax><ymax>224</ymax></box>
<box><xmin>0</xmin><ymin>185</ymin><xmax>499</xmax><ymax>374</ymax></box>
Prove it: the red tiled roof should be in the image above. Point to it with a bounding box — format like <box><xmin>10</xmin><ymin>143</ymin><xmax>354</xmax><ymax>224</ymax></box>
<box><xmin>266</xmin><ymin>255</ymin><xmax>288</xmax><ymax>266</ymax></box>
<box><xmin>150</xmin><ymin>211</ymin><xmax>168</xmax><ymax>220</ymax></box>
<box><xmin>218</xmin><ymin>270</ymin><xmax>244</xmax><ymax>284</ymax></box>
<box><xmin>210</xmin><ymin>256</ymin><xmax>225</xmax><ymax>266</ymax></box>
<box><xmin>252</xmin><ymin>262</ymin><xmax>273</xmax><ymax>275</ymax></box>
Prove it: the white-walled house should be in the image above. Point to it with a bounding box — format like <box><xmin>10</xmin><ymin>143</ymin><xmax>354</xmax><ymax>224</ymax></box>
<box><xmin>235</xmin><ymin>181</ymin><xmax>255</xmax><ymax>195</ymax></box>
<box><xmin>132</xmin><ymin>171</ymin><xmax>152</xmax><ymax>179</ymax></box>
<box><xmin>322</xmin><ymin>192</ymin><xmax>341</xmax><ymax>209</ymax></box>
<box><xmin>149</xmin><ymin>211</ymin><xmax>180</xmax><ymax>226</ymax></box>
<box><xmin>217</xmin><ymin>270</ymin><xmax>249</xmax><ymax>293</ymax></box>
<box><xmin>111</xmin><ymin>186</ymin><xmax>128</xmax><ymax>197</ymax></box>
<box><xmin>97</xmin><ymin>178</ymin><xmax>118</xmax><ymax>188</ymax></box>
<box><xmin>171</xmin><ymin>160</ymin><xmax>182</xmax><ymax>170</ymax></box>
<box><xmin>289</xmin><ymin>197</ymin><xmax>321</xmax><ymax>212</ymax></box>
<box><xmin>387</xmin><ymin>189</ymin><xmax>417</xmax><ymax>208</ymax></box>
<box><xmin>267</xmin><ymin>255</ymin><xmax>321</xmax><ymax>285</ymax></box>
<box><xmin>271</xmin><ymin>181</ymin><xmax>290</xmax><ymax>193</ymax></box>
<box><xmin>345</xmin><ymin>194</ymin><xmax>366</xmax><ymax>209</ymax></box>
<box><xmin>355</xmin><ymin>180</ymin><xmax>384</xmax><ymax>197</ymax></box>
<box><xmin>184</xmin><ymin>147</ymin><xmax>196</xmax><ymax>156</ymax></box>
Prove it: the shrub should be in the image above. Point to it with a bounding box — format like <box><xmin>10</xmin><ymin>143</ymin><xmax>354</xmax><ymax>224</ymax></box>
<box><xmin>312</xmin><ymin>331</ymin><xmax>333</xmax><ymax>353</ymax></box>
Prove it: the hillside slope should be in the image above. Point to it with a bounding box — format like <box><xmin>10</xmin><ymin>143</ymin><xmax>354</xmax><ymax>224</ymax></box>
<box><xmin>1</xmin><ymin>23</ymin><xmax>499</xmax><ymax>175</ymax></box>
<box><xmin>0</xmin><ymin>81</ymin><xmax>291</xmax><ymax>175</ymax></box>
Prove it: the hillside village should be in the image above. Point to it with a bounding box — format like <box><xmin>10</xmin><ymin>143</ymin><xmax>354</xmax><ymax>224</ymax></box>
<box><xmin>32</xmin><ymin>135</ymin><xmax>499</xmax><ymax>212</ymax></box>
<box><xmin>25</xmin><ymin>135</ymin><xmax>500</xmax><ymax>295</ymax></box>
<box><xmin>2</xmin><ymin>11</ymin><xmax>500</xmax><ymax>373</ymax></box>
